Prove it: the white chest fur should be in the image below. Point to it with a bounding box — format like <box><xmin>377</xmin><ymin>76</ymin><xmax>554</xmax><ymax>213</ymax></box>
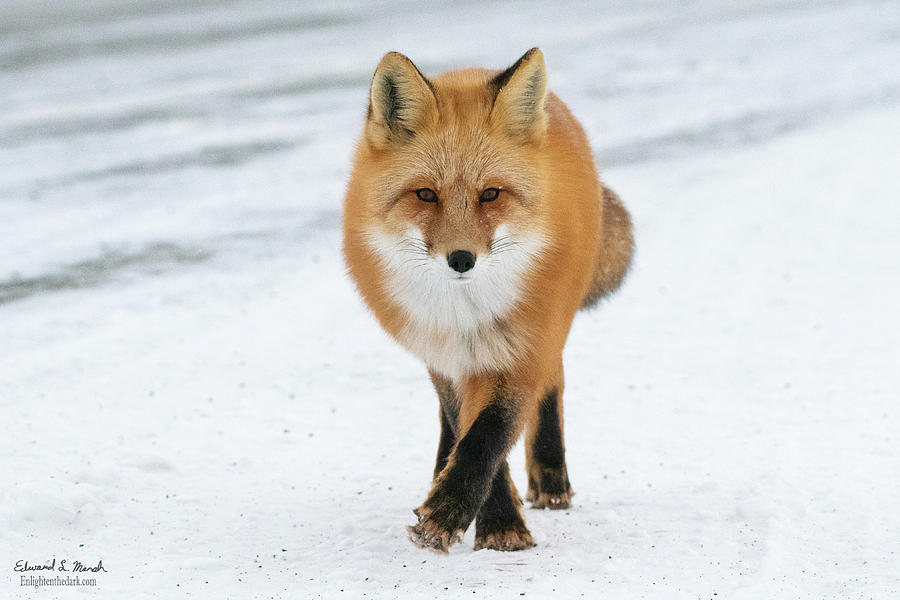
<box><xmin>365</xmin><ymin>225</ymin><xmax>545</xmax><ymax>379</ymax></box>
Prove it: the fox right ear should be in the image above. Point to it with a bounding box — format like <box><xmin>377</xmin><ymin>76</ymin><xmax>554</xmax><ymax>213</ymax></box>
<box><xmin>366</xmin><ymin>52</ymin><xmax>437</xmax><ymax>148</ymax></box>
<box><xmin>489</xmin><ymin>48</ymin><xmax>548</xmax><ymax>143</ymax></box>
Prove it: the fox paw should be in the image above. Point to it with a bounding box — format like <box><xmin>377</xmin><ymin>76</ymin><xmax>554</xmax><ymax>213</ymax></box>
<box><xmin>527</xmin><ymin>467</ymin><xmax>574</xmax><ymax>510</ymax></box>
<box><xmin>527</xmin><ymin>489</ymin><xmax>573</xmax><ymax>510</ymax></box>
<box><xmin>407</xmin><ymin>506</ymin><xmax>464</xmax><ymax>553</ymax></box>
<box><xmin>473</xmin><ymin>528</ymin><xmax>535</xmax><ymax>552</ymax></box>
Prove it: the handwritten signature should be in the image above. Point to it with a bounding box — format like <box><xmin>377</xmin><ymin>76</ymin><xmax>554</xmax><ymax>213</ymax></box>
<box><xmin>14</xmin><ymin>559</ymin><xmax>106</xmax><ymax>573</ymax></box>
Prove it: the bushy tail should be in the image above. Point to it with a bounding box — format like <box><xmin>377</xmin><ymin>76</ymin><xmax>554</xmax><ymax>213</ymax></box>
<box><xmin>581</xmin><ymin>184</ymin><xmax>634</xmax><ymax>309</ymax></box>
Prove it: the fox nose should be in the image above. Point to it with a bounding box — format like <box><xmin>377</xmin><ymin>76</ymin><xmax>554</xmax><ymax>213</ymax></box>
<box><xmin>447</xmin><ymin>250</ymin><xmax>475</xmax><ymax>273</ymax></box>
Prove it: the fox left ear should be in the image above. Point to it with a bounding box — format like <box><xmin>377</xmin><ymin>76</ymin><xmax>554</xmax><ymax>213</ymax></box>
<box><xmin>366</xmin><ymin>52</ymin><xmax>438</xmax><ymax>148</ymax></box>
<box><xmin>490</xmin><ymin>48</ymin><xmax>548</xmax><ymax>143</ymax></box>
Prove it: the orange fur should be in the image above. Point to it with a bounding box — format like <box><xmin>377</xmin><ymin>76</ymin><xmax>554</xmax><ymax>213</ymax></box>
<box><xmin>344</xmin><ymin>52</ymin><xmax>629</xmax><ymax>382</ymax></box>
<box><xmin>343</xmin><ymin>48</ymin><xmax>633</xmax><ymax>551</ymax></box>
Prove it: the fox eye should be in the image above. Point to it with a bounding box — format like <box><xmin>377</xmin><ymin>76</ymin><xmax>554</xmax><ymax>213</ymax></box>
<box><xmin>416</xmin><ymin>188</ymin><xmax>437</xmax><ymax>203</ymax></box>
<box><xmin>480</xmin><ymin>188</ymin><xmax>500</xmax><ymax>202</ymax></box>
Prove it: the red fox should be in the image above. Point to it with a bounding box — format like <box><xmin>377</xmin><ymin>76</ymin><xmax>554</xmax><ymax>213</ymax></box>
<box><xmin>343</xmin><ymin>48</ymin><xmax>634</xmax><ymax>552</ymax></box>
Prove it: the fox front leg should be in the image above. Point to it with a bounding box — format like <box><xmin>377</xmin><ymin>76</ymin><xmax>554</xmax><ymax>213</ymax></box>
<box><xmin>408</xmin><ymin>375</ymin><xmax>525</xmax><ymax>553</ymax></box>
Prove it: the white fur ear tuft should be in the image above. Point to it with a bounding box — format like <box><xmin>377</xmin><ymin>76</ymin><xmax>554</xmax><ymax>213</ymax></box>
<box><xmin>366</xmin><ymin>52</ymin><xmax>437</xmax><ymax>148</ymax></box>
<box><xmin>489</xmin><ymin>48</ymin><xmax>548</xmax><ymax>143</ymax></box>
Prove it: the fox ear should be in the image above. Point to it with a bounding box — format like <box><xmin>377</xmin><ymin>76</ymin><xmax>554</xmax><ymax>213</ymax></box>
<box><xmin>366</xmin><ymin>52</ymin><xmax>437</xmax><ymax>148</ymax></box>
<box><xmin>490</xmin><ymin>48</ymin><xmax>548</xmax><ymax>142</ymax></box>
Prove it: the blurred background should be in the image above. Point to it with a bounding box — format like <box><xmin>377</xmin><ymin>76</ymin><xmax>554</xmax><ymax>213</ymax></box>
<box><xmin>3</xmin><ymin>0</ymin><xmax>898</xmax><ymax>287</ymax></box>
<box><xmin>2</xmin><ymin>1</ymin><xmax>899</xmax><ymax>598</ymax></box>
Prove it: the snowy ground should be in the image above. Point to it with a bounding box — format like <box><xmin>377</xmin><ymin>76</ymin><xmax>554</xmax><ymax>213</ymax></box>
<box><xmin>2</xmin><ymin>1</ymin><xmax>900</xmax><ymax>599</ymax></box>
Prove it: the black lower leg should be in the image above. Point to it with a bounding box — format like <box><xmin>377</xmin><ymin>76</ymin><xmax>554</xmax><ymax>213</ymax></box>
<box><xmin>409</xmin><ymin>393</ymin><xmax>521</xmax><ymax>553</ymax></box>
<box><xmin>533</xmin><ymin>387</ymin><xmax>565</xmax><ymax>469</ymax></box>
<box><xmin>475</xmin><ymin>462</ymin><xmax>530</xmax><ymax>541</ymax></box>
<box><xmin>422</xmin><ymin>402</ymin><xmax>513</xmax><ymax>527</ymax></box>
<box><xmin>528</xmin><ymin>387</ymin><xmax>573</xmax><ymax>507</ymax></box>
<box><xmin>409</xmin><ymin>376</ymin><xmax>525</xmax><ymax>552</ymax></box>
<box><xmin>434</xmin><ymin>405</ymin><xmax>456</xmax><ymax>478</ymax></box>
<box><xmin>430</xmin><ymin>371</ymin><xmax>459</xmax><ymax>479</ymax></box>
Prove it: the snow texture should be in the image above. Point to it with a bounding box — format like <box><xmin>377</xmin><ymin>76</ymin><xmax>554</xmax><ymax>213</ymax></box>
<box><xmin>1</xmin><ymin>1</ymin><xmax>899</xmax><ymax>599</ymax></box>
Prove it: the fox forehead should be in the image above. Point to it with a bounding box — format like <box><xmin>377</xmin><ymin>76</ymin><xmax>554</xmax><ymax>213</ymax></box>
<box><xmin>413</xmin><ymin>130</ymin><xmax>501</xmax><ymax>184</ymax></box>
<box><xmin>387</xmin><ymin>70</ymin><xmax>540</xmax><ymax>191</ymax></box>
<box><xmin>377</xmin><ymin>128</ymin><xmax>540</xmax><ymax>206</ymax></box>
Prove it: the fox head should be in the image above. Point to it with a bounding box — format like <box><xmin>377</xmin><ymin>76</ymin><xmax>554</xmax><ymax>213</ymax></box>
<box><xmin>346</xmin><ymin>49</ymin><xmax>554</xmax><ymax>335</ymax></box>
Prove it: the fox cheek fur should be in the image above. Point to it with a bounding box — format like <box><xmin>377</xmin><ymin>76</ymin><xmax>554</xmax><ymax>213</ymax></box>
<box><xmin>342</xmin><ymin>48</ymin><xmax>634</xmax><ymax>552</ymax></box>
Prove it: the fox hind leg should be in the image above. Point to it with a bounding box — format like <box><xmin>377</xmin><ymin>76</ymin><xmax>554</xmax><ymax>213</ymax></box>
<box><xmin>526</xmin><ymin>369</ymin><xmax>574</xmax><ymax>509</ymax></box>
<box><xmin>430</xmin><ymin>371</ymin><xmax>458</xmax><ymax>479</ymax></box>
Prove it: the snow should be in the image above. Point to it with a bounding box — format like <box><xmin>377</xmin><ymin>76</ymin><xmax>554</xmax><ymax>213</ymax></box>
<box><xmin>2</xmin><ymin>1</ymin><xmax>899</xmax><ymax>598</ymax></box>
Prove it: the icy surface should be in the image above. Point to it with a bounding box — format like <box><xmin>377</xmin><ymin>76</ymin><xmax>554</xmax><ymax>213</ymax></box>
<box><xmin>2</xmin><ymin>1</ymin><xmax>900</xmax><ymax>598</ymax></box>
